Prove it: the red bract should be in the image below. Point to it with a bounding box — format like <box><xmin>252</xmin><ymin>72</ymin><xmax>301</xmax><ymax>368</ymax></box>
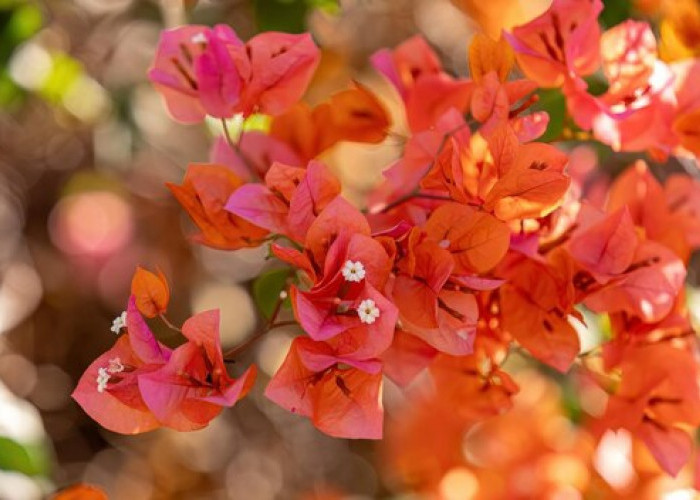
<box><xmin>568</xmin><ymin>206</ymin><xmax>686</xmax><ymax>322</ymax></box>
<box><xmin>72</xmin><ymin>297</ymin><xmax>256</xmax><ymax>433</ymax></box>
<box><xmin>149</xmin><ymin>25</ymin><xmax>244</xmax><ymax>123</ymax></box>
<box><xmin>74</xmin><ymin>13</ymin><xmax>700</xmax><ymax>491</ymax></box>
<box><xmin>225</xmin><ymin>160</ymin><xmax>340</xmax><ymax>242</ymax></box>
<box><xmin>392</xmin><ymin>229</ymin><xmax>477</xmax><ymax>355</ymax></box>
<box><xmin>138</xmin><ymin>310</ymin><xmax>256</xmax><ymax>431</ymax></box>
<box><xmin>72</xmin><ymin>297</ymin><xmax>171</xmax><ymax>434</ymax></box>
<box><xmin>265</xmin><ymin>337</ymin><xmax>383</xmax><ymax>439</ymax></box>
<box><xmin>210</xmin><ymin>131</ymin><xmax>301</xmax><ymax>182</ymax></box>
<box><xmin>149</xmin><ymin>26</ymin><xmax>319</xmax><ymax>123</ymax></box>
<box><xmin>505</xmin><ymin>0</ymin><xmax>603</xmax><ymax>87</ymax></box>
<box><xmin>371</xmin><ymin>35</ymin><xmax>473</xmax><ymax>132</ymax></box>
<box><xmin>603</xmin><ymin>344</ymin><xmax>700</xmax><ymax>476</ymax></box>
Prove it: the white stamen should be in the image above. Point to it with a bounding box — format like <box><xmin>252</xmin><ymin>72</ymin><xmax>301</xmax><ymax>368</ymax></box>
<box><xmin>357</xmin><ymin>298</ymin><xmax>380</xmax><ymax>324</ymax></box>
<box><xmin>108</xmin><ymin>357</ymin><xmax>124</xmax><ymax>374</ymax></box>
<box><xmin>342</xmin><ymin>260</ymin><xmax>366</xmax><ymax>282</ymax></box>
<box><xmin>279</xmin><ymin>290</ymin><xmax>288</xmax><ymax>300</ymax></box>
<box><xmin>111</xmin><ymin>311</ymin><xmax>127</xmax><ymax>334</ymax></box>
<box><xmin>96</xmin><ymin>367</ymin><xmax>110</xmax><ymax>393</ymax></box>
<box><xmin>191</xmin><ymin>33</ymin><xmax>207</xmax><ymax>44</ymax></box>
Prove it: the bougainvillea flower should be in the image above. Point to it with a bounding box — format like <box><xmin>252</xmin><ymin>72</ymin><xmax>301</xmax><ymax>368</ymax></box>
<box><xmin>370</xmin><ymin>35</ymin><xmax>443</xmax><ymax>99</ymax></box>
<box><xmin>568</xmin><ymin>207</ymin><xmax>638</xmax><ymax>280</ymax></box>
<box><xmin>582</xmin><ymin>239</ymin><xmax>686</xmax><ymax>322</ymax></box>
<box><xmin>72</xmin><ymin>297</ymin><xmax>171</xmax><ymax>434</ymax></box>
<box><xmin>210</xmin><ymin>132</ymin><xmax>301</xmax><ymax>182</ymax></box>
<box><xmin>270</xmin><ymin>84</ymin><xmax>391</xmax><ymax>162</ymax></box>
<box><xmin>504</xmin><ymin>0</ymin><xmax>603</xmax><ymax>87</ymax></box>
<box><xmin>565</xmin><ymin>61</ymin><xmax>678</xmax><ymax>153</ymax></box>
<box><xmin>567</xmin><ymin>205</ymin><xmax>687</xmax><ymax>322</ymax></box>
<box><xmin>603</xmin><ymin>344</ymin><xmax>700</xmax><ymax>476</ymax></box>
<box><xmin>423</xmin><ymin>202</ymin><xmax>510</xmax><ymax>274</ymax></box>
<box><xmin>226</xmin><ymin>160</ymin><xmax>340</xmax><ymax>242</ymax></box>
<box><xmin>265</xmin><ymin>337</ymin><xmax>383</xmax><ymax>439</ymax></box>
<box><xmin>238</xmin><ymin>32</ymin><xmax>320</xmax><ymax>115</ymax></box>
<box><xmin>381</xmin><ymin>329</ymin><xmax>438</xmax><ymax>387</ymax></box>
<box><xmin>371</xmin><ymin>35</ymin><xmax>473</xmax><ymax>132</ymax></box>
<box><xmin>606</xmin><ymin>161</ymin><xmax>689</xmax><ymax>260</ymax></box>
<box><xmin>600</xmin><ymin>20</ymin><xmax>658</xmax><ymax>96</ymax></box>
<box><xmin>404</xmin><ymin>75</ymin><xmax>474</xmax><ymax>132</ymax></box>
<box><xmin>138</xmin><ymin>309</ymin><xmax>256</xmax><ymax>432</ymax></box>
<box><xmin>149</xmin><ymin>26</ymin><xmax>319</xmax><ymax>123</ymax></box>
<box><xmin>467</xmin><ymin>34</ymin><xmax>547</xmax><ymax>138</ymax></box>
<box><xmin>149</xmin><ymin>25</ymin><xmax>245</xmax><ymax>123</ymax></box>
<box><xmin>469</xmin><ymin>33</ymin><xmax>515</xmax><ymax>85</ymax></box>
<box><xmin>483</xmin><ymin>134</ymin><xmax>570</xmax><ymax>220</ymax></box>
<box><xmin>429</xmin><ymin>352</ymin><xmax>519</xmax><ymax>419</ymax></box>
<box><xmin>368</xmin><ymin>109</ymin><xmax>472</xmax><ymax>227</ymax></box>
<box><xmin>167</xmin><ymin>163</ymin><xmax>269</xmax><ymax>250</ymax></box>
<box><xmin>392</xmin><ymin>230</ymin><xmax>477</xmax><ymax>355</ymax></box>
<box><xmin>130</xmin><ymin>266</ymin><xmax>170</xmax><ymax>318</ymax></box>
<box><xmin>287</xmin><ymin>230</ymin><xmax>396</xmax><ymax>345</ymax></box>
<box><xmin>498</xmin><ymin>250</ymin><xmax>580</xmax><ymax>372</ymax></box>
<box><xmin>595</xmin><ymin>65</ymin><xmax>677</xmax><ymax>154</ymax></box>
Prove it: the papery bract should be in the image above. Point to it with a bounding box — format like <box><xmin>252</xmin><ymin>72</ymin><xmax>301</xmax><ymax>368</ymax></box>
<box><xmin>148</xmin><ymin>25</ymin><xmax>244</xmax><ymax>123</ymax></box>
<box><xmin>167</xmin><ymin>163</ymin><xmax>269</xmax><ymax>250</ymax></box>
<box><xmin>603</xmin><ymin>344</ymin><xmax>700</xmax><ymax>476</ymax></box>
<box><xmin>138</xmin><ymin>310</ymin><xmax>256</xmax><ymax>431</ymax></box>
<box><xmin>505</xmin><ymin>0</ymin><xmax>603</xmax><ymax>87</ymax></box>
<box><xmin>265</xmin><ymin>337</ymin><xmax>383</xmax><ymax>439</ymax></box>
<box><xmin>130</xmin><ymin>266</ymin><xmax>170</xmax><ymax>318</ymax></box>
<box><xmin>239</xmin><ymin>32</ymin><xmax>320</xmax><ymax>115</ymax></box>
<box><xmin>72</xmin><ymin>297</ymin><xmax>171</xmax><ymax>434</ymax></box>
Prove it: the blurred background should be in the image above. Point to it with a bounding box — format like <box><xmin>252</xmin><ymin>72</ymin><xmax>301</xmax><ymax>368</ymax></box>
<box><xmin>1</xmin><ymin>0</ymin><xmax>699</xmax><ymax>499</ymax></box>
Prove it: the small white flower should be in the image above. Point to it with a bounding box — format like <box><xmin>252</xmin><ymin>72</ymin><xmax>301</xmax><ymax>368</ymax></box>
<box><xmin>191</xmin><ymin>33</ymin><xmax>207</xmax><ymax>44</ymax></box>
<box><xmin>107</xmin><ymin>357</ymin><xmax>124</xmax><ymax>374</ymax></box>
<box><xmin>110</xmin><ymin>311</ymin><xmax>127</xmax><ymax>334</ymax></box>
<box><xmin>342</xmin><ymin>260</ymin><xmax>366</xmax><ymax>282</ymax></box>
<box><xmin>357</xmin><ymin>298</ymin><xmax>380</xmax><ymax>324</ymax></box>
<box><xmin>96</xmin><ymin>367</ymin><xmax>110</xmax><ymax>393</ymax></box>
<box><xmin>279</xmin><ymin>290</ymin><xmax>288</xmax><ymax>300</ymax></box>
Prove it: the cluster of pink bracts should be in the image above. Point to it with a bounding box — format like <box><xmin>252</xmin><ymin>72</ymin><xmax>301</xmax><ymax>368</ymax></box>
<box><xmin>73</xmin><ymin>0</ymin><xmax>700</xmax><ymax>481</ymax></box>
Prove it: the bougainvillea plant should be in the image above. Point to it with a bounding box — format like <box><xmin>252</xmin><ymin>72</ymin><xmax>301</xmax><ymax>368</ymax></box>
<box><xmin>72</xmin><ymin>0</ymin><xmax>700</xmax><ymax>492</ymax></box>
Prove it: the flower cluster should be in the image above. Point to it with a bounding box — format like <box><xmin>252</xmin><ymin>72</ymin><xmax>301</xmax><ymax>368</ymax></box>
<box><xmin>73</xmin><ymin>5</ymin><xmax>700</xmax><ymax>488</ymax></box>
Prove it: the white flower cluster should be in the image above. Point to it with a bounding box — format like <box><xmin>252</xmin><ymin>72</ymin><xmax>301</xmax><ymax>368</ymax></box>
<box><xmin>110</xmin><ymin>311</ymin><xmax>127</xmax><ymax>334</ymax></box>
<box><xmin>96</xmin><ymin>357</ymin><xmax>125</xmax><ymax>393</ymax></box>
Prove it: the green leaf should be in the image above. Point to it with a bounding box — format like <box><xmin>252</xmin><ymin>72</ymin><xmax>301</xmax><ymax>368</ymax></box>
<box><xmin>0</xmin><ymin>437</ymin><xmax>50</xmax><ymax>477</ymax></box>
<box><xmin>7</xmin><ymin>3</ymin><xmax>42</xmax><ymax>41</ymax></box>
<box><xmin>253</xmin><ymin>0</ymin><xmax>309</xmax><ymax>33</ymax></box>
<box><xmin>533</xmin><ymin>88</ymin><xmax>566</xmax><ymax>142</ymax></box>
<box><xmin>253</xmin><ymin>267</ymin><xmax>290</xmax><ymax>319</ymax></box>
<box><xmin>600</xmin><ymin>0</ymin><xmax>632</xmax><ymax>29</ymax></box>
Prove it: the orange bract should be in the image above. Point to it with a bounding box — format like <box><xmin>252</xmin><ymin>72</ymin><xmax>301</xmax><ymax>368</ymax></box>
<box><xmin>130</xmin><ymin>266</ymin><xmax>170</xmax><ymax>318</ymax></box>
<box><xmin>167</xmin><ymin>163</ymin><xmax>268</xmax><ymax>250</ymax></box>
<box><xmin>424</xmin><ymin>202</ymin><xmax>510</xmax><ymax>274</ymax></box>
<box><xmin>468</xmin><ymin>33</ymin><xmax>515</xmax><ymax>84</ymax></box>
<box><xmin>270</xmin><ymin>84</ymin><xmax>390</xmax><ymax>161</ymax></box>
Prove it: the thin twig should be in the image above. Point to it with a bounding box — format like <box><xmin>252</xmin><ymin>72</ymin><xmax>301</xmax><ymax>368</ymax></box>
<box><xmin>369</xmin><ymin>121</ymin><xmax>474</xmax><ymax>215</ymax></box>
<box><xmin>220</xmin><ymin>118</ymin><xmax>261</xmax><ymax>181</ymax></box>
<box><xmin>158</xmin><ymin>313</ymin><xmax>182</xmax><ymax>333</ymax></box>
